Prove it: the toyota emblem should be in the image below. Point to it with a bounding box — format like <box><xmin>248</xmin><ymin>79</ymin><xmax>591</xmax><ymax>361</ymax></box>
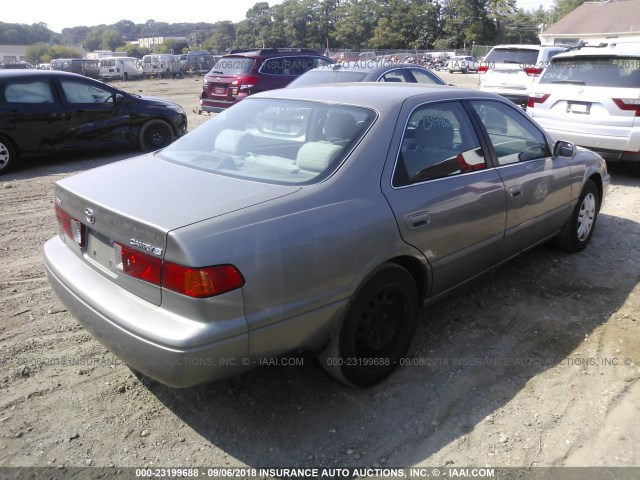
<box><xmin>84</xmin><ymin>207</ymin><xmax>95</xmax><ymax>224</ymax></box>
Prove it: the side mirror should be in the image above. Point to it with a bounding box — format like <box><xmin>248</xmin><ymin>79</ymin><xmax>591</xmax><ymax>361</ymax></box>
<box><xmin>554</xmin><ymin>140</ymin><xmax>576</xmax><ymax>158</ymax></box>
<box><xmin>114</xmin><ymin>93</ymin><xmax>125</xmax><ymax>105</ymax></box>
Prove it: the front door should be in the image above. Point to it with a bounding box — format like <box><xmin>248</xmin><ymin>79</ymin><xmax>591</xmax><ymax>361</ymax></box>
<box><xmin>469</xmin><ymin>99</ymin><xmax>572</xmax><ymax>258</ymax></box>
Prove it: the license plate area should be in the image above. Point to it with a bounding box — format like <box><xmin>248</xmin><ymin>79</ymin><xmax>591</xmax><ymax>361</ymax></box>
<box><xmin>85</xmin><ymin>229</ymin><xmax>116</xmax><ymax>275</ymax></box>
<box><xmin>214</xmin><ymin>86</ymin><xmax>226</xmax><ymax>94</ymax></box>
<box><xmin>567</xmin><ymin>101</ymin><xmax>591</xmax><ymax>115</ymax></box>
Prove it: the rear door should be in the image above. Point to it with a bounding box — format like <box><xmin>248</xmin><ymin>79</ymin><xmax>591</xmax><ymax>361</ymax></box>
<box><xmin>381</xmin><ymin>99</ymin><xmax>507</xmax><ymax>297</ymax></box>
<box><xmin>0</xmin><ymin>75</ymin><xmax>67</xmax><ymax>154</ymax></box>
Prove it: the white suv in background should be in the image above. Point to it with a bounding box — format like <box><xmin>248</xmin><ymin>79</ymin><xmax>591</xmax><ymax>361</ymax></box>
<box><xmin>479</xmin><ymin>45</ymin><xmax>567</xmax><ymax>108</ymax></box>
<box><xmin>527</xmin><ymin>43</ymin><xmax>640</xmax><ymax>163</ymax></box>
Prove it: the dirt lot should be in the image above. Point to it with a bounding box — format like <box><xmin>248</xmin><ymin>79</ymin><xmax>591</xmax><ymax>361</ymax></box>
<box><xmin>1</xmin><ymin>73</ymin><xmax>639</xmax><ymax>476</ymax></box>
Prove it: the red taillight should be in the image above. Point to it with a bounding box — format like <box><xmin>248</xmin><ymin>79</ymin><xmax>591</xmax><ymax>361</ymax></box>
<box><xmin>238</xmin><ymin>75</ymin><xmax>260</xmax><ymax>91</ymax></box>
<box><xmin>523</xmin><ymin>67</ymin><xmax>543</xmax><ymax>77</ymax></box>
<box><xmin>115</xmin><ymin>243</ymin><xmax>162</xmax><ymax>285</ymax></box>
<box><xmin>55</xmin><ymin>204</ymin><xmax>85</xmax><ymax>246</ymax></box>
<box><xmin>477</xmin><ymin>65</ymin><xmax>489</xmax><ymax>74</ymax></box>
<box><xmin>114</xmin><ymin>242</ymin><xmax>244</xmax><ymax>298</ymax></box>
<box><xmin>527</xmin><ymin>93</ymin><xmax>550</xmax><ymax>109</ymax></box>
<box><xmin>163</xmin><ymin>263</ymin><xmax>245</xmax><ymax>298</ymax></box>
<box><xmin>613</xmin><ymin>98</ymin><xmax>640</xmax><ymax>116</ymax></box>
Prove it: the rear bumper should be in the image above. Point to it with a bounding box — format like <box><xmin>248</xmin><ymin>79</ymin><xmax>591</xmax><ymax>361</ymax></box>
<box><xmin>533</xmin><ymin>121</ymin><xmax>640</xmax><ymax>162</ymax></box>
<box><xmin>200</xmin><ymin>91</ymin><xmax>250</xmax><ymax>113</ymax></box>
<box><xmin>43</xmin><ymin>236</ymin><xmax>250</xmax><ymax>388</ymax></box>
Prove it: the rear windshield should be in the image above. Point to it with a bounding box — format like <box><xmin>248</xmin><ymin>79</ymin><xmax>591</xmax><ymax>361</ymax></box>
<box><xmin>540</xmin><ymin>56</ymin><xmax>640</xmax><ymax>87</ymax></box>
<box><xmin>290</xmin><ymin>70</ymin><xmax>370</xmax><ymax>86</ymax></box>
<box><xmin>210</xmin><ymin>56</ymin><xmax>255</xmax><ymax>75</ymax></box>
<box><xmin>158</xmin><ymin>98</ymin><xmax>376</xmax><ymax>185</ymax></box>
<box><xmin>485</xmin><ymin>48</ymin><xmax>540</xmax><ymax>66</ymax></box>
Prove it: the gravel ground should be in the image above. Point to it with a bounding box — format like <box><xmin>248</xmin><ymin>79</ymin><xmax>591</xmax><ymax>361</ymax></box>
<box><xmin>0</xmin><ymin>73</ymin><xmax>639</xmax><ymax>478</ymax></box>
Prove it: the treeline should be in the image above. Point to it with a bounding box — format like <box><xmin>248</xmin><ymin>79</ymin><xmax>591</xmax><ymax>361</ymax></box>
<box><xmin>3</xmin><ymin>0</ymin><xmax>585</xmax><ymax>61</ymax></box>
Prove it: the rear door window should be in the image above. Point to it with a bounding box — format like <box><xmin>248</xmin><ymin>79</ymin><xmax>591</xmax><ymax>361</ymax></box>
<box><xmin>3</xmin><ymin>80</ymin><xmax>54</xmax><ymax>104</ymax></box>
<box><xmin>394</xmin><ymin>101</ymin><xmax>487</xmax><ymax>186</ymax></box>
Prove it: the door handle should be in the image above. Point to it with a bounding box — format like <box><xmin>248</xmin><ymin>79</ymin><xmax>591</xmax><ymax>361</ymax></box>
<box><xmin>407</xmin><ymin>211</ymin><xmax>430</xmax><ymax>230</ymax></box>
<box><xmin>509</xmin><ymin>185</ymin><xmax>523</xmax><ymax>197</ymax></box>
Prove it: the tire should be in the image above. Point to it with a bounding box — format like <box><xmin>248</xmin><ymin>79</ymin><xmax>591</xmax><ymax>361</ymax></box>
<box><xmin>319</xmin><ymin>262</ymin><xmax>419</xmax><ymax>387</ymax></box>
<box><xmin>555</xmin><ymin>179</ymin><xmax>600</xmax><ymax>252</ymax></box>
<box><xmin>139</xmin><ymin>119</ymin><xmax>175</xmax><ymax>152</ymax></box>
<box><xmin>0</xmin><ymin>136</ymin><xmax>18</xmax><ymax>174</ymax></box>
<box><xmin>123</xmin><ymin>72</ymin><xmax>129</xmax><ymax>81</ymax></box>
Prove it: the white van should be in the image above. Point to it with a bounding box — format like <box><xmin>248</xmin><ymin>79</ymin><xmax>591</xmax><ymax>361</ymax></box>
<box><xmin>98</xmin><ymin>57</ymin><xmax>144</xmax><ymax>81</ymax></box>
<box><xmin>142</xmin><ymin>54</ymin><xmax>182</xmax><ymax>78</ymax></box>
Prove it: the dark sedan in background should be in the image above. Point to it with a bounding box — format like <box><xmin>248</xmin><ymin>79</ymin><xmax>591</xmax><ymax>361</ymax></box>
<box><xmin>0</xmin><ymin>70</ymin><xmax>187</xmax><ymax>174</ymax></box>
<box><xmin>287</xmin><ymin>61</ymin><xmax>448</xmax><ymax>87</ymax></box>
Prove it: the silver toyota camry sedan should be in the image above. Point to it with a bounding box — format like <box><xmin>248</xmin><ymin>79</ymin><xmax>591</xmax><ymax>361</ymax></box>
<box><xmin>44</xmin><ymin>83</ymin><xmax>609</xmax><ymax>388</ymax></box>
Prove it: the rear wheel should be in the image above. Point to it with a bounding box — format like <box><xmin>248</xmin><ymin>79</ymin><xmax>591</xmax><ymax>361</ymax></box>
<box><xmin>139</xmin><ymin>119</ymin><xmax>175</xmax><ymax>152</ymax></box>
<box><xmin>555</xmin><ymin>179</ymin><xmax>599</xmax><ymax>252</ymax></box>
<box><xmin>319</xmin><ymin>263</ymin><xmax>418</xmax><ymax>387</ymax></box>
<box><xmin>0</xmin><ymin>136</ymin><xmax>18</xmax><ymax>174</ymax></box>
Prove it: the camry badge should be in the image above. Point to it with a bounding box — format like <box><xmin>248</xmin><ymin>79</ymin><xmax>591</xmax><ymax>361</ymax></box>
<box><xmin>84</xmin><ymin>208</ymin><xmax>95</xmax><ymax>224</ymax></box>
<box><xmin>130</xmin><ymin>239</ymin><xmax>163</xmax><ymax>256</ymax></box>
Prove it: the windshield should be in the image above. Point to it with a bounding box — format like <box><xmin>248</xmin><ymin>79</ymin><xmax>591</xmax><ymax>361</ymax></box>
<box><xmin>158</xmin><ymin>98</ymin><xmax>377</xmax><ymax>185</ymax></box>
<box><xmin>540</xmin><ymin>56</ymin><xmax>640</xmax><ymax>87</ymax></box>
<box><xmin>211</xmin><ymin>57</ymin><xmax>255</xmax><ymax>75</ymax></box>
<box><xmin>290</xmin><ymin>70</ymin><xmax>370</xmax><ymax>86</ymax></box>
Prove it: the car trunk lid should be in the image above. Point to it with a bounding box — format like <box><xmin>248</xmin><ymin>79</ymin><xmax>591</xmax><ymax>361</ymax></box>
<box><xmin>54</xmin><ymin>153</ymin><xmax>299</xmax><ymax>305</ymax></box>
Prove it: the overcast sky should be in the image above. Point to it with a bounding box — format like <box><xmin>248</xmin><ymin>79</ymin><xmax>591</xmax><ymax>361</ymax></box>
<box><xmin>6</xmin><ymin>0</ymin><xmax>555</xmax><ymax>35</ymax></box>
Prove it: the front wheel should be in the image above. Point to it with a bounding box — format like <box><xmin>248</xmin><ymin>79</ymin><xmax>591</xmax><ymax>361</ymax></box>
<box><xmin>139</xmin><ymin>119</ymin><xmax>175</xmax><ymax>152</ymax></box>
<box><xmin>319</xmin><ymin>263</ymin><xmax>418</xmax><ymax>387</ymax></box>
<box><xmin>0</xmin><ymin>136</ymin><xmax>18</xmax><ymax>174</ymax></box>
<box><xmin>555</xmin><ymin>179</ymin><xmax>600</xmax><ymax>252</ymax></box>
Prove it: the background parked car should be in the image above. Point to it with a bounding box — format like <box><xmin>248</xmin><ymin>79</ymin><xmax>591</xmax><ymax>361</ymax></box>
<box><xmin>0</xmin><ymin>70</ymin><xmax>187</xmax><ymax>173</ymax></box>
<box><xmin>479</xmin><ymin>44</ymin><xmax>567</xmax><ymax>108</ymax></box>
<box><xmin>287</xmin><ymin>61</ymin><xmax>447</xmax><ymax>87</ymax></box>
<box><xmin>45</xmin><ymin>83</ymin><xmax>608</xmax><ymax>389</ymax></box>
<box><xmin>98</xmin><ymin>56</ymin><xmax>144</xmax><ymax>81</ymax></box>
<box><xmin>447</xmin><ymin>55</ymin><xmax>480</xmax><ymax>74</ymax></box>
<box><xmin>181</xmin><ymin>50</ymin><xmax>218</xmax><ymax>75</ymax></box>
<box><xmin>142</xmin><ymin>54</ymin><xmax>182</xmax><ymax>79</ymax></box>
<box><xmin>50</xmin><ymin>58</ymin><xmax>100</xmax><ymax>79</ymax></box>
<box><xmin>200</xmin><ymin>48</ymin><xmax>333</xmax><ymax>113</ymax></box>
<box><xmin>527</xmin><ymin>42</ymin><xmax>640</xmax><ymax>163</ymax></box>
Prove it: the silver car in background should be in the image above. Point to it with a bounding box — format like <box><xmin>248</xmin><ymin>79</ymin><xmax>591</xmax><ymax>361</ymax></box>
<box><xmin>44</xmin><ymin>84</ymin><xmax>609</xmax><ymax>388</ymax></box>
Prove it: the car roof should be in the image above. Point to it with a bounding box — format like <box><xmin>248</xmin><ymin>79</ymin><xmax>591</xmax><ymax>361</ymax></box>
<box><xmin>0</xmin><ymin>69</ymin><xmax>85</xmax><ymax>79</ymax></box>
<box><xmin>254</xmin><ymin>82</ymin><xmax>507</xmax><ymax>111</ymax></box>
<box><xmin>491</xmin><ymin>44</ymin><xmax>559</xmax><ymax>50</ymax></box>
<box><xmin>224</xmin><ymin>48</ymin><xmax>328</xmax><ymax>58</ymax></box>
<box><xmin>552</xmin><ymin>42</ymin><xmax>640</xmax><ymax>59</ymax></box>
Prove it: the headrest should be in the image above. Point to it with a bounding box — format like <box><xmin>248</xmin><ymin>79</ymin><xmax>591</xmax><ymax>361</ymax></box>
<box><xmin>323</xmin><ymin>112</ymin><xmax>358</xmax><ymax>142</ymax></box>
<box><xmin>296</xmin><ymin>142</ymin><xmax>343</xmax><ymax>173</ymax></box>
<box><xmin>215</xmin><ymin>129</ymin><xmax>254</xmax><ymax>155</ymax></box>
